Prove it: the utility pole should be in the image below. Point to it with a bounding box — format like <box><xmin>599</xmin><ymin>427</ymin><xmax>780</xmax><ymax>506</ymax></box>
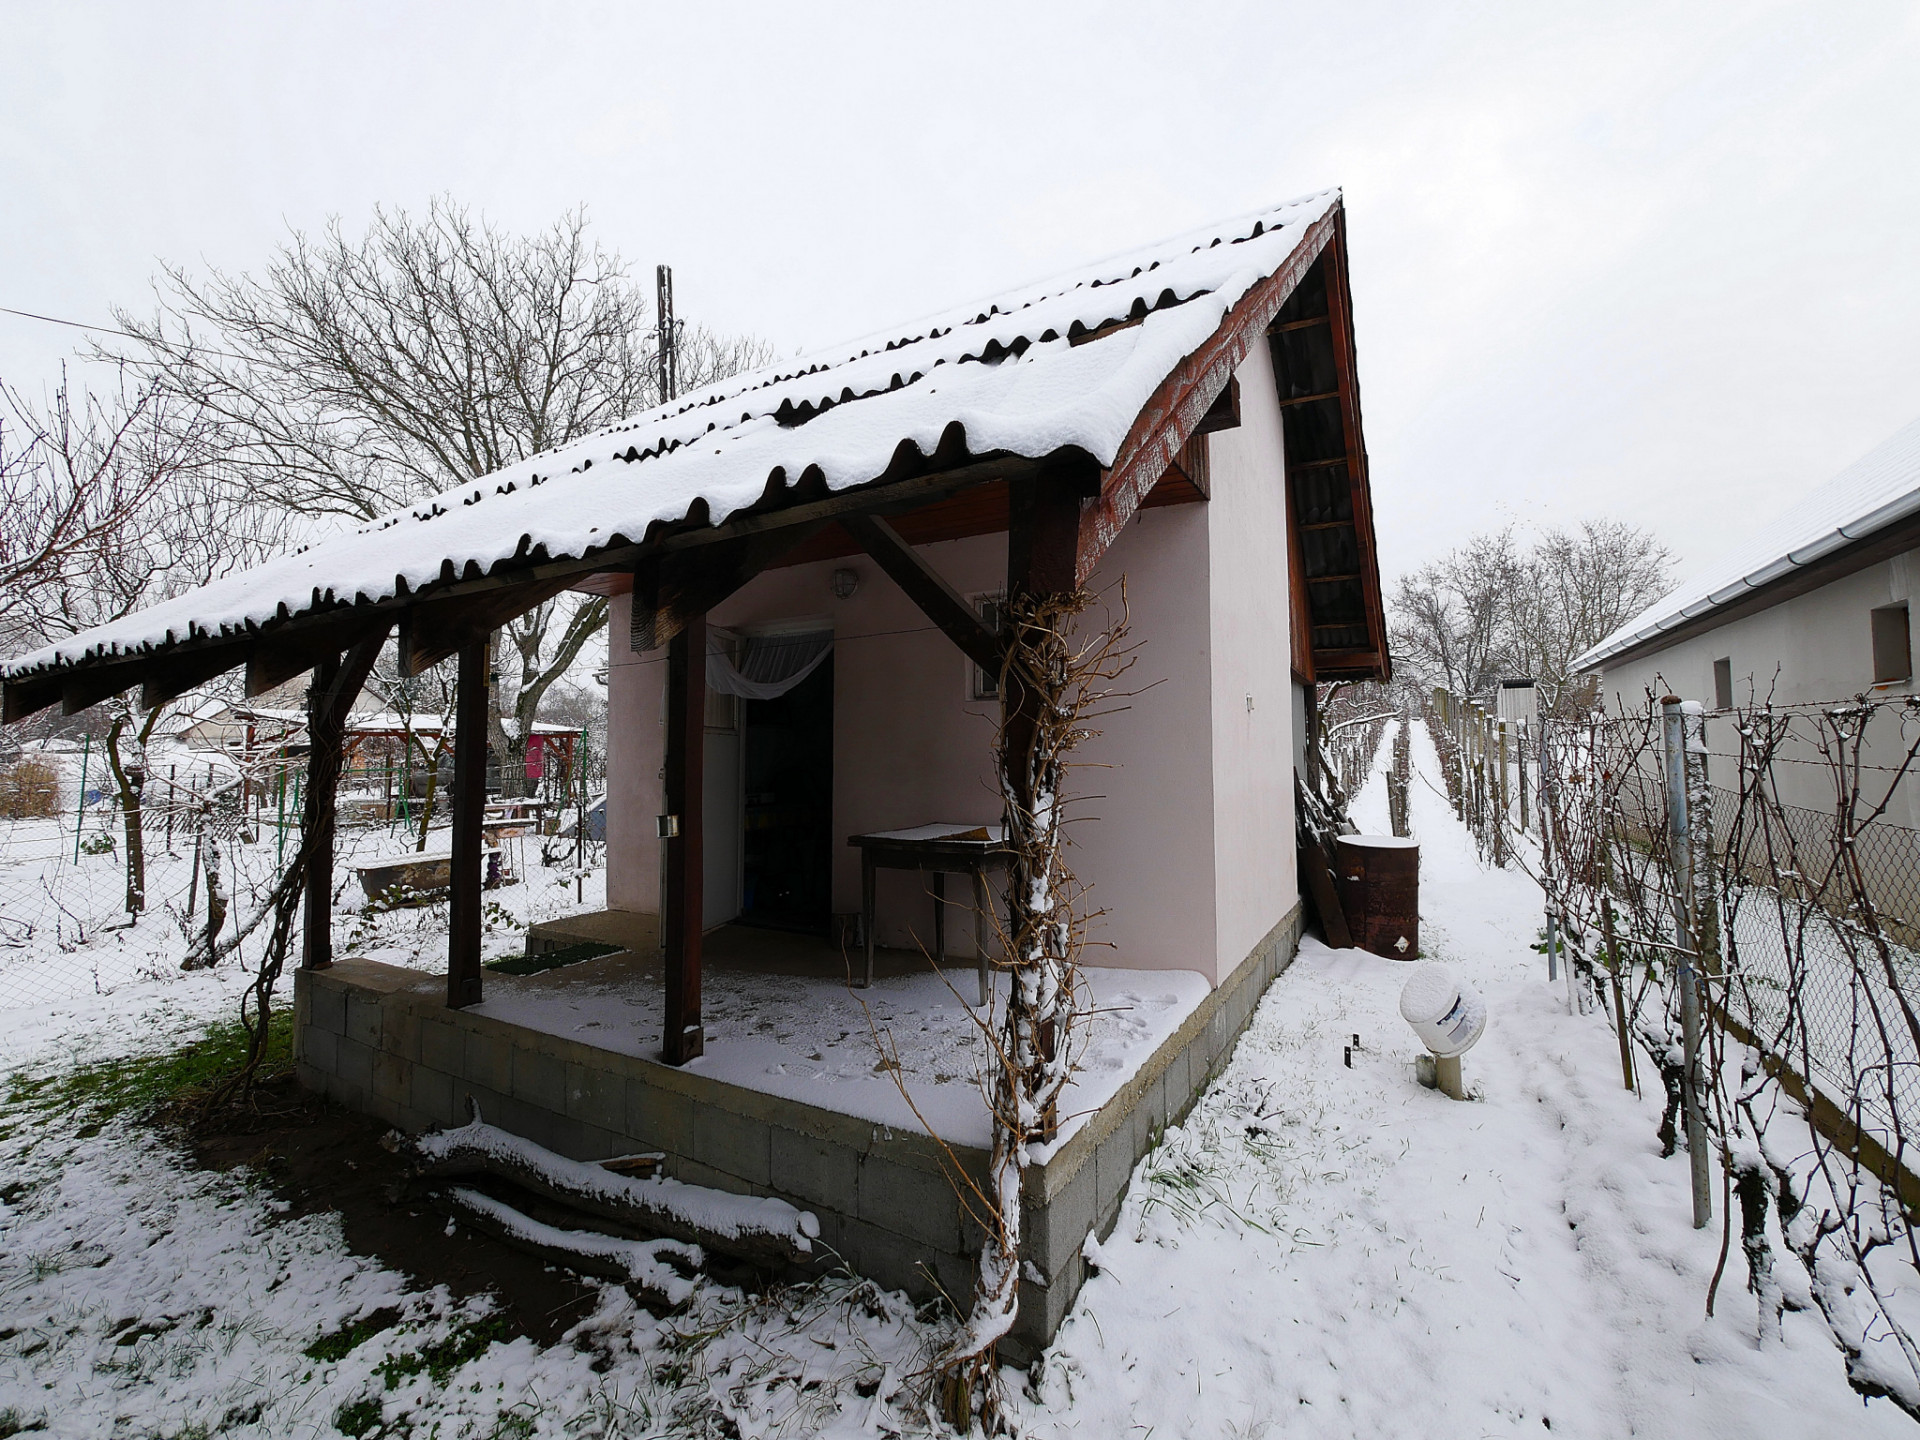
<box><xmin>656</xmin><ymin>264</ymin><xmax>679</xmax><ymax>403</ymax></box>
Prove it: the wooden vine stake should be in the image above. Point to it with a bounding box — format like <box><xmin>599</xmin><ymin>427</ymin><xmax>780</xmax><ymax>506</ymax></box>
<box><xmin>936</xmin><ymin>584</ymin><xmax>1134</xmax><ymax>1431</ymax></box>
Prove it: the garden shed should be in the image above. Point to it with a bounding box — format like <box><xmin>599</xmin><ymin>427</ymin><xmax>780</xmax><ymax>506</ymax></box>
<box><xmin>1</xmin><ymin>189</ymin><xmax>1388</xmax><ymax>1353</ymax></box>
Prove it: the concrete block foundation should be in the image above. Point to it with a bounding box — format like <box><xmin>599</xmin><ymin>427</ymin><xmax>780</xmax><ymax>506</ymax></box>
<box><xmin>294</xmin><ymin>901</ymin><xmax>1300</xmax><ymax>1361</ymax></box>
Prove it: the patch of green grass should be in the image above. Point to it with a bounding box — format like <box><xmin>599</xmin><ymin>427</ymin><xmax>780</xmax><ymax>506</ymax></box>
<box><xmin>332</xmin><ymin>1396</ymin><xmax>384</xmax><ymax>1437</ymax></box>
<box><xmin>3</xmin><ymin>1009</ymin><xmax>296</xmax><ymax>1125</ymax></box>
<box><xmin>0</xmin><ymin>1406</ymin><xmax>48</xmax><ymax>1437</ymax></box>
<box><xmin>305</xmin><ymin>1307</ymin><xmax>402</xmax><ymax>1364</ymax></box>
<box><xmin>374</xmin><ymin>1316</ymin><xmax>512</xmax><ymax>1390</ymax></box>
<box><xmin>485</xmin><ymin>941</ymin><xmax>618</xmax><ymax>977</ymax></box>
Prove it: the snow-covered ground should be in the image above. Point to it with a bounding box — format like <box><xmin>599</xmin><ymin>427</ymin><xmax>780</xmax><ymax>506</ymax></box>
<box><xmin>1014</xmin><ymin>721</ymin><xmax>1915</xmax><ymax>1438</ymax></box>
<box><xmin>0</xmin><ymin>720</ymin><xmax>1912</xmax><ymax>1437</ymax></box>
<box><xmin>0</xmin><ymin>771</ymin><xmax>601</xmax><ymax>1077</ymax></box>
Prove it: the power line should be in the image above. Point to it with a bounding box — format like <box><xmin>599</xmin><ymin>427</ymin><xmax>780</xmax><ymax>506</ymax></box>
<box><xmin>0</xmin><ymin>304</ymin><xmax>256</xmax><ymax>366</ymax></box>
<box><xmin>0</xmin><ymin>304</ymin><xmax>143</xmax><ymax>342</ymax></box>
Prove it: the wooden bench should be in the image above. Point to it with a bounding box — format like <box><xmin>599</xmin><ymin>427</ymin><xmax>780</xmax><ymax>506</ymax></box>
<box><xmin>353</xmin><ymin>846</ymin><xmax>501</xmax><ymax>906</ymax></box>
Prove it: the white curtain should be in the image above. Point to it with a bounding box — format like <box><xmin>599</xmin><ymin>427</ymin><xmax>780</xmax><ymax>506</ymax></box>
<box><xmin>706</xmin><ymin>631</ymin><xmax>832</xmax><ymax>701</ymax></box>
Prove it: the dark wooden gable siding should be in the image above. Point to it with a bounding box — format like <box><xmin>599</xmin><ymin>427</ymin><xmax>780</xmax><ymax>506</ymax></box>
<box><xmin>1267</xmin><ymin>240</ymin><xmax>1390</xmax><ymax>682</ymax></box>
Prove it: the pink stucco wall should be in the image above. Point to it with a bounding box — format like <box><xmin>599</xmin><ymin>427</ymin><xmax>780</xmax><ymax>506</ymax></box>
<box><xmin>1203</xmin><ymin>339</ymin><xmax>1303</xmax><ymax>977</ymax></box>
<box><xmin>603</xmin><ymin>348</ymin><xmax>1299</xmax><ymax>987</ymax></box>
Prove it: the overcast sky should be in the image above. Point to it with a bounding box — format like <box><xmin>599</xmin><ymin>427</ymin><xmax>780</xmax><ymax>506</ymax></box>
<box><xmin>5</xmin><ymin>1</ymin><xmax>1917</xmax><ymax>588</ymax></box>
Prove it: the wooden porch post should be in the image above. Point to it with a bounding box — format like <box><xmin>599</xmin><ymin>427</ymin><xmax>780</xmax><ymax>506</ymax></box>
<box><xmin>663</xmin><ymin>612</ymin><xmax>706</xmax><ymax>1065</ymax></box>
<box><xmin>1002</xmin><ymin>465</ymin><xmax>1087</xmax><ymax>779</ymax></box>
<box><xmin>300</xmin><ymin>625</ymin><xmax>391</xmax><ymax>971</ymax></box>
<box><xmin>1003</xmin><ymin>462</ymin><xmax>1090</xmax><ymax>1141</ymax></box>
<box><xmin>301</xmin><ymin>655</ymin><xmax>341</xmax><ymax>969</ymax></box>
<box><xmin>448</xmin><ymin>637</ymin><xmax>488</xmax><ymax>1009</ymax></box>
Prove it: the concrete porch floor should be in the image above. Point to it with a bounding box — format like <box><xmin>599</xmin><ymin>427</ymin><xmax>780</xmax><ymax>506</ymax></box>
<box><xmin>495</xmin><ymin>911</ymin><xmax>1208</xmax><ymax>1150</ymax></box>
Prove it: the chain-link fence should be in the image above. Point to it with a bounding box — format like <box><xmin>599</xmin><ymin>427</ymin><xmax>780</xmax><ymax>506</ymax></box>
<box><xmin>1533</xmin><ymin>696</ymin><xmax>1920</xmax><ymax>1137</ymax></box>
<box><xmin>1529</xmin><ymin>691</ymin><xmax>1920</xmax><ymax>1409</ymax></box>
<box><xmin>0</xmin><ymin>739</ymin><xmax>608</xmax><ymax>1014</ymax></box>
<box><xmin>1708</xmin><ymin>704</ymin><xmax>1920</xmax><ymax>1151</ymax></box>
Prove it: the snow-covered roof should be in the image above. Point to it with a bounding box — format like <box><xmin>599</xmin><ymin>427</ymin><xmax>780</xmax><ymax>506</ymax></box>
<box><xmin>1576</xmin><ymin>413</ymin><xmax>1920</xmax><ymax>671</ymax></box>
<box><xmin>3</xmin><ymin>190</ymin><xmax>1343</xmax><ymax>687</ymax></box>
<box><xmin>345</xmin><ymin>712</ymin><xmax>581</xmax><ymax>737</ymax></box>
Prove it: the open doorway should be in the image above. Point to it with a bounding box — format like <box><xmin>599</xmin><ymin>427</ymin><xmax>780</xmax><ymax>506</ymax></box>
<box><xmin>740</xmin><ymin>646</ymin><xmax>834</xmax><ymax>933</ymax></box>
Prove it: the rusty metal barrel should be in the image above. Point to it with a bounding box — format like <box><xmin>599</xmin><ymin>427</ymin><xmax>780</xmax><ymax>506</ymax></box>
<box><xmin>1333</xmin><ymin>835</ymin><xmax>1419</xmax><ymax>959</ymax></box>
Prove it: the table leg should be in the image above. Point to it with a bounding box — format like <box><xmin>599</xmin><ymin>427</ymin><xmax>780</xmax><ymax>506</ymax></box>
<box><xmin>973</xmin><ymin>865</ymin><xmax>990</xmax><ymax>1006</ymax></box>
<box><xmin>861</xmin><ymin>852</ymin><xmax>876</xmax><ymax>988</ymax></box>
<box><xmin>932</xmin><ymin>870</ymin><xmax>946</xmax><ymax>971</ymax></box>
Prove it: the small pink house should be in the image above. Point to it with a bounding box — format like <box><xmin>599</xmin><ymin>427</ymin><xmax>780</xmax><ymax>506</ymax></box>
<box><xmin>1</xmin><ymin>190</ymin><xmax>1388</xmax><ymax>1353</ymax></box>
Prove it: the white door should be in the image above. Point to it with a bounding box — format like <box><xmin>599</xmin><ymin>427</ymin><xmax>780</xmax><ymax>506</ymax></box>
<box><xmin>703</xmin><ymin>702</ymin><xmax>744</xmax><ymax>930</ymax></box>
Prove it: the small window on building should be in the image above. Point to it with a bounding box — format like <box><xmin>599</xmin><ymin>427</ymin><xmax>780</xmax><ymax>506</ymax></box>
<box><xmin>1713</xmin><ymin>657</ymin><xmax>1733</xmax><ymax>711</ymax></box>
<box><xmin>970</xmin><ymin>593</ymin><xmax>1007</xmax><ymax>701</ymax></box>
<box><xmin>1874</xmin><ymin>603</ymin><xmax>1912</xmax><ymax>684</ymax></box>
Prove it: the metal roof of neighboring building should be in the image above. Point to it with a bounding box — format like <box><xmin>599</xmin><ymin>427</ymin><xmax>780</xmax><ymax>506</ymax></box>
<box><xmin>1576</xmin><ymin>413</ymin><xmax>1920</xmax><ymax>672</ymax></box>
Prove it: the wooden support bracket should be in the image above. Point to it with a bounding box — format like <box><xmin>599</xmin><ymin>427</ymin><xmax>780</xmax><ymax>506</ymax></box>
<box><xmin>841</xmin><ymin>512</ymin><xmax>1001</xmax><ymax>673</ymax></box>
<box><xmin>247</xmin><ymin>614</ymin><xmax>392</xmax><ymax>697</ymax></box>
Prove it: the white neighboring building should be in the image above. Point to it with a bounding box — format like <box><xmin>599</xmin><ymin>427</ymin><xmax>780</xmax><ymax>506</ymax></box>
<box><xmin>1576</xmin><ymin>415</ymin><xmax>1920</xmax><ymax>821</ymax></box>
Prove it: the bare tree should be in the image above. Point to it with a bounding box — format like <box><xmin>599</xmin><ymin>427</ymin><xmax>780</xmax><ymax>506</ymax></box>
<box><xmin>109</xmin><ymin>198</ymin><xmax>771</xmax><ymax>790</ymax></box>
<box><xmin>0</xmin><ymin>368</ymin><xmax>285</xmax><ymax>917</ymax></box>
<box><xmin>1389</xmin><ymin>528</ymin><xmax>1529</xmax><ymax>697</ymax></box>
<box><xmin>1513</xmin><ymin>519</ymin><xmax>1672</xmax><ymax>703</ymax></box>
<box><xmin>1390</xmin><ymin>520</ymin><xmax>1671</xmax><ymax>705</ymax></box>
<box><xmin>0</xmin><ymin>367</ymin><xmax>202</xmax><ymax>655</ymax></box>
<box><xmin>495</xmin><ymin>592</ymin><xmax>611</xmax><ymax>786</ymax></box>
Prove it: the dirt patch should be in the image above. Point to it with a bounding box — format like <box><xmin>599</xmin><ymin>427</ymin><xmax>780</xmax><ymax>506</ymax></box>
<box><xmin>187</xmin><ymin>1076</ymin><xmax>598</xmax><ymax>1346</ymax></box>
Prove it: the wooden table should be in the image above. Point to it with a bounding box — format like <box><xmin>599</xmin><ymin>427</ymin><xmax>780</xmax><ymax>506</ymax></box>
<box><xmin>847</xmin><ymin>824</ymin><xmax>1007</xmax><ymax>1003</ymax></box>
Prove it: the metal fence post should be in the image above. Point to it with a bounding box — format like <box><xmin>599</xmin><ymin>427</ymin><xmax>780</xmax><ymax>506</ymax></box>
<box><xmin>1683</xmin><ymin>705</ymin><xmax>1722</xmax><ymax>979</ymax></box>
<box><xmin>1516</xmin><ymin>718</ymin><xmax>1529</xmax><ymax>833</ymax></box>
<box><xmin>1662</xmin><ymin>695</ymin><xmax>1713</xmax><ymax>1229</ymax></box>
<box><xmin>1495</xmin><ymin>719</ymin><xmax>1510</xmax><ymax>866</ymax></box>
<box><xmin>72</xmin><ymin>732</ymin><xmax>91</xmax><ymax>862</ymax></box>
<box><xmin>1539</xmin><ymin>717</ymin><xmax>1553</xmax><ymax>876</ymax></box>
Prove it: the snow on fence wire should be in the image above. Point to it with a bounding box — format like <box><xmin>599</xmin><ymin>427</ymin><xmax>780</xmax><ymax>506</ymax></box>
<box><xmin>1530</xmin><ymin>690</ymin><xmax>1920</xmax><ymax>1411</ymax></box>
<box><xmin>1711</xmin><ymin>777</ymin><xmax>1920</xmax><ymax>1146</ymax></box>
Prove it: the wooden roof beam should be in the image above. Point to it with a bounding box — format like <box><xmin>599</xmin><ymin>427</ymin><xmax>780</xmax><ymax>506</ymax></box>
<box><xmin>841</xmin><ymin>513</ymin><xmax>1001</xmax><ymax>674</ymax></box>
<box><xmin>62</xmin><ymin>663</ymin><xmax>146</xmax><ymax>716</ymax></box>
<box><xmin>1076</xmin><ymin>203</ymin><xmax>1342</xmax><ymax>586</ymax></box>
<box><xmin>399</xmin><ymin>575</ymin><xmax>577</xmax><ymax>679</ymax></box>
<box><xmin>1318</xmin><ymin>211</ymin><xmax>1390</xmax><ymax>681</ymax></box>
<box><xmin>630</xmin><ymin>522</ymin><xmax>829</xmax><ymax>654</ymax></box>
<box><xmin>142</xmin><ymin>644</ymin><xmax>249</xmax><ymax>710</ymax></box>
<box><xmin>3</xmin><ymin>451</ymin><xmax>1056</xmax><ymax>724</ymax></box>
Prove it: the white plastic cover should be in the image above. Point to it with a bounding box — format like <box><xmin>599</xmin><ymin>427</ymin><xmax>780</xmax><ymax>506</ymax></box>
<box><xmin>1398</xmin><ymin>962</ymin><xmax>1488</xmax><ymax>1058</ymax></box>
